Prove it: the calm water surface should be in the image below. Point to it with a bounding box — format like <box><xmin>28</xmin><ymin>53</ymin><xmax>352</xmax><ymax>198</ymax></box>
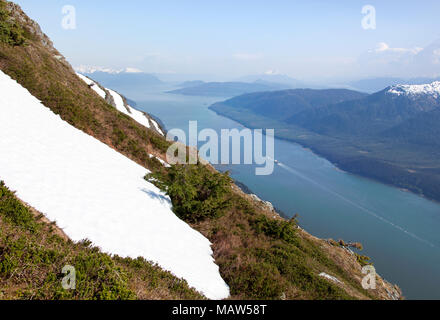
<box><xmin>118</xmin><ymin>83</ymin><xmax>440</xmax><ymax>299</ymax></box>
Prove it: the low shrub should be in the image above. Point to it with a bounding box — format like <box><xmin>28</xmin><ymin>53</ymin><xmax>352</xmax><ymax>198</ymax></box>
<box><xmin>0</xmin><ymin>1</ymin><xmax>26</xmax><ymax>46</ymax></box>
<box><xmin>149</xmin><ymin>134</ymin><xmax>170</xmax><ymax>153</ymax></box>
<box><xmin>355</xmin><ymin>253</ymin><xmax>372</xmax><ymax>267</ymax></box>
<box><xmin>0</xmin><ymin>181</ymin><xmax>39</xmax><ymax>232</ymax></box>
<box><xmin>146</xmin><ymin>163</ymin><xmax>233</xmax><ymax>222</ymax></box>
<box><xmin>252</xmin><ymin>215</ymin><xmax>297</xmax><ymax>244</ymax></box>
<box><xmin>227</xmin><ymin>260</ymin><xmax>284</xmax><ymax>299</ymax></box>
<box><xmin>112</xmin><ymin>128</ymin><xmax>127</xmax><ymax>146</ymax></box>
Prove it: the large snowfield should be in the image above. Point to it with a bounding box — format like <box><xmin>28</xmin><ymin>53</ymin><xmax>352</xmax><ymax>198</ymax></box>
<box><xmin>0</xmin><ymin>70</ymin><xmax>229</xmax><ymax>300</ymax></box>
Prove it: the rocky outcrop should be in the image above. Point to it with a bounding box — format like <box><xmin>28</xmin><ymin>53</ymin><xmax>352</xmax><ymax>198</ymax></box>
<box><xmin>249</xmin><ymin>194</ymin><xmax>276</xmax><ymax>213</ymax></box>
<box><xmin>5</xmin><ymin>2</ymin><xmax>71</xmax><ymax>68</ymax></box>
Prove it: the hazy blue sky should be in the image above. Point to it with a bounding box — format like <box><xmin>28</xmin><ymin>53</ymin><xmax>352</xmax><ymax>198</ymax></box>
<box><xmin>13</xmin><ymin>0</ymin><xmax>440</xmax><ymax>81</ymax></box>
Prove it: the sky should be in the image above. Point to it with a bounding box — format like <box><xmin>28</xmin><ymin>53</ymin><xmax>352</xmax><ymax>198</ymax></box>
<box><xmin>12</xmin><ymin>0</ymin><xmax>440</xmax><ymax>81</ymax></box>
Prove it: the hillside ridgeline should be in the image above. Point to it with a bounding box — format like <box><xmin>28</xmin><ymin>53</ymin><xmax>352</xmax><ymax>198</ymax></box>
<box><xmin>0</xmin><ymin>0</ymin><xmax>401</xmax><ymax>300</ymax></box>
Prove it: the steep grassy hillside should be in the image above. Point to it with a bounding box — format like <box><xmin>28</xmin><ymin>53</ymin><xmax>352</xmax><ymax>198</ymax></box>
<box><xmin>0</xmin><ymin>0</ymin><xmax>400</xmax><ymax>300</ymax></box>
<box><xmin>146</xmin><ymin>164</ymin><xmax>401</xmax><ymax>300</ymax></box>
<box><xmin>0</xmin><ymin>1</ymin><xmax>168</xmax><ymax>173</ymax></box>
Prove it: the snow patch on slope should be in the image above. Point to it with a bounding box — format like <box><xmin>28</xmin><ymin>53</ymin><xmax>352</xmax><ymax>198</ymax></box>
<box><xmin>388</xmin><ymin>81</ymin><xmax>440</xmax><ymax>98</ymax></box>
<box><xmin>76</xmin><ymin>72</ymin><xmax>107</xmax><ymax>99</ymax></box>
<box><xmin>319</xmin><ymin>273</ymin><xmax>342</xmax><ymax>284</ymax></box>
<box><xmin>78</xmin><ymin>75</ymin><xmax>153</xmax><ymax>131</ymax></box>
<box><xmin>107</xmin><ymin>88</ymin><xmax>130</xmax><ymax>115</ymax></box>
<box><xmin>149</xmin><ymin>154</ymin><xmax>171</xmax><ymax>168</ymax></box>
<box><xmin>0</xmin><ymin>70</ymin><xmax>229</xmax><ymax>300</ymax></box>
<box><xmin>150</xmin><ymin>118</ymin><xmax>164</xmax><ymax>136</ymax></box>
<box><xmin>126</xmin><ymin>105</ymin><xmax>152</xmax><ymax>129</ymax></box>
<box><xmin>107</xmin><ymin>89</ymin><xmax>151</xmax><ymax>129</ymax></box>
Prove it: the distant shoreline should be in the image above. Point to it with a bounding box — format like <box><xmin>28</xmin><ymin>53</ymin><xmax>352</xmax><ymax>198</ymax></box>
<box><xmin>209</xmin><ymin>106</ymin><xmax>440</xmax><ymax>205</ymax></box>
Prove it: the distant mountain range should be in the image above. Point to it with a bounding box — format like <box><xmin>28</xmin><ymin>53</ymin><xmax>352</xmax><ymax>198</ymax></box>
<box><xmin>167</xmin><ymin>81</ymin><xmax>291</xmax><ymax>97</ymax></box>
<box><xmin>214</xmin><ymin>89</ymin><xmax>367</xmax><ymax>121</ymax></box>
<box><xmin>210</xmin><ymin>82</ymin><xmax>440</xmax><ymax>202</ymax></box>
<box><xmin>349</xmin><ymin>77</ymin><xmax>440</xmax><ymax>93</ymax></box>
<box><xmin>237</xmin><ymin>73</ymin><xmax>306</xmax><ymax>88</ymax></box>
<box><xmin>75</xmin><ymin>66</ymin><xmax>144</xmax><ymax>74</ymax></box>
<box><xmin>177</xmin><ymin>80</ymin><xmax>206</xmax><ymax>88</ymax></box>
<box><xmin>77</xmin><ymin>70</ymin><xmax>162</xmax><ymax>91</ymax></box>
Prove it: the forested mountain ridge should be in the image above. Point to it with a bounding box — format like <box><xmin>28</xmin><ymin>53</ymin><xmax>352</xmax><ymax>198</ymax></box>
<box><xmin>289</xmin><ymin>85</ymin><xmax>440</xmax><ymax>136</ymax></box>
<box><xmin>168</xmin><ymin>81</ymin><xmax>291</xmax><ymax>97</ymax></box>
<box><xmin>210</xmin><ymin>83</ymin><xmax>440</xmax><ymax>202</ymax></box>
<box><xmin>212</xmin><ymin>89</ymin><xmax>368</xmax><ymax>121</ymax></box>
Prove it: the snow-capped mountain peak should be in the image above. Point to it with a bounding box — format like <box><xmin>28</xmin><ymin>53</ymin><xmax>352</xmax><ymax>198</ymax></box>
<box><xmin>387</xmin><ymin>81</ymin><xmax>440</xmax><ymax>98</ymax></box>
<box><xmin>75</xmin><ymin>65</ymin><xmax>143</xmax><ymax>74</ymax></box>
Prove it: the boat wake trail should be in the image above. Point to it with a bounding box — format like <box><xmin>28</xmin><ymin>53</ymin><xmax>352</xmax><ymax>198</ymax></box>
<box><xmin>275</xmin><ymin>160</ymin><xmax>435</xmax><ymax>248</ymax></box>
